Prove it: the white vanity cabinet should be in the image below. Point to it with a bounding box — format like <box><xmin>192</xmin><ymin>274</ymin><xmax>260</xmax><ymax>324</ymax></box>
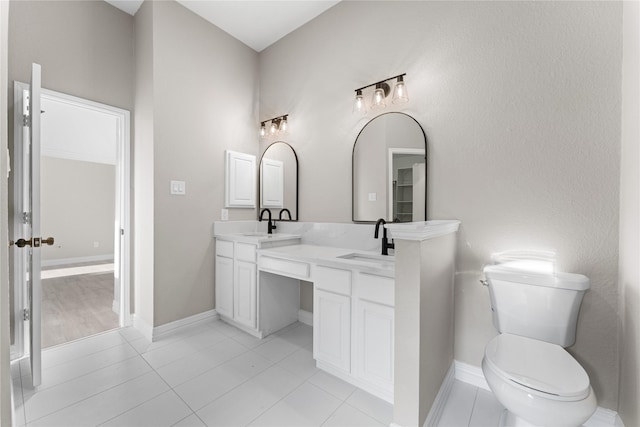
<box><xmin>354</xmin><ymin>273</ymin><xmax>395</xmax><ymax>395</ymax></box>
<box><xmin>215</xmin><ymin>235</ymin><xmax>301</xmax><ymax>337</ymax></box>
<box><xmin>215</xmin><ymin>239</ymin><xmax>258</xmax><ymax>330</ymax></box>
<box><xmin>313</xmin><ymin>266</ymin><xmax>352</xmax><ymax>373</ymax></box>
<box><xmin>313</xmin><ymin>264</ymin><xmax>395</xmax><ymax>403</ymax></box>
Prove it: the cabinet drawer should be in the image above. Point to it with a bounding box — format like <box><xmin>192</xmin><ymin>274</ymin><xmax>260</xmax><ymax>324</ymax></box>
<box><xmin>259</xmin><ymin>256</ymin><xmax>310</xmax><ymax>278</ymax></box>
<box><xmin>216</xmin><ymin>240</ymin><xmax>233</xmax><ymax>258</ymax></box>
<box><xmin>236</xmin><ymin>242</ymin><xmax>257</xmax><ymax>263</ymax></box>
<box><xmin>315</xmin><ymin>265</ymin><xmax>351</xmax><ymax>296</ymax></box>
<box><xmin>358</xmin><ymin>273</ymin><xmax>394</xmax><ymax>306</ymax></box>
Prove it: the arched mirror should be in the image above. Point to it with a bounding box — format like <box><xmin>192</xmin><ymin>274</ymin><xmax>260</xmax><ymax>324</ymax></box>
<box><xmin>258</xmin><ymin>141</ymin><xmax>298</xmax><ymax>221</ymax></box>
<box><xmin>353</xmin><ymin>112</ymin><xmax>426</xmax><ymax>223</ymax></box>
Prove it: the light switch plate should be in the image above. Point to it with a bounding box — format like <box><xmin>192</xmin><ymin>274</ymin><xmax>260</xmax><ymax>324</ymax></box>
<box><xmin>221</xmin><ymin>209</ymin><xmax>229</xmax><ymax>221</ymax></box>
<box><xmin>368</xmin><ymin>192</ymin><xmax>377</xmax><ymax>201</ymax></box>
<box><xmin>170</xmin><ymin>180</ymin><xmax>186</xmax><ymax>195</ymax></box>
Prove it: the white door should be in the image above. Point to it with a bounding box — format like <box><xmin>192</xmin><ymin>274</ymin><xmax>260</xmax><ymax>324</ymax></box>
<box><xmin>11</xmin><ymin>71</ymin><xmax>131</xmax><ymax>374</ymax></box>
<box><xmin>13</xmin><ymin>64</ymin><xmax>48</xmax><ymax>387</ymax></box>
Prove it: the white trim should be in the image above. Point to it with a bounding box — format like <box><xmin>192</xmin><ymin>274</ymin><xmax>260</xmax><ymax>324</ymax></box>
<box><xmin>152</xmin><ymin>309</ymin><xmax>218</xmax><ymax>341</ymax></box>
<box><xmin>454</xmin><ymin>360</ymin><xmax>490</xmax><ymax>391</ymax></box>
<box><xmin>424</xmin><ymin>363</ymin><xmax>456</xmax><ymax>427</ymax></box>
<box><xmin>387</xmin><ymin>147</ymin><xmax>425</xmax><ymax>221</ymax></box>
<box><xmin>11</xmin><ymin>82</ymin><xmax>131</xmax><ymax>357</ymax></box>
<box><xmin>453</xmin><ymin>359</ymin><xmax>622</xmax><ymax>427</ymax></box>
<box><xmin>298</xmin><ymin>309</ymin><xmax>313</xmax><ymax>326</ymax></box>
<box><xmin>584</xmin><ymin>407</ymin><xmax>623</xmax><ymax>427</ymax></box>
<box><xmin>41</xmin><ymin>254</ymin><xmax>114</xmax><ymax>267</ymax></box>
<box><xmin>132</xmin><ymin>314</ymin><xmax>153</xmax><ymax>342</ymax></box>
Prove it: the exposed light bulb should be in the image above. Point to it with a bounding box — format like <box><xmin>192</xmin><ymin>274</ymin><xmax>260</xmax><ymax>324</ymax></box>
<box><xmin>269</xmin><ymin>120</ymin><xmax>279</xmax><ymax>136</ymax></box>
<box><xmin>371</xmin><ymin>83</ymin><xmax>386</xmax><ymax>109</ymax></box>
<box><xmin>260</xmin><ymin>122</ymin><xmax>267</xmax><ymax>138</ymax></box>
<box><xmin>278</xmin><ymin>116</ymin><xmax>288</xmax><ymax>134</ymax></box>
<box><xmin>353</xmin><ymin>89</ymin><xmax>366</xmax><ymax>114</ymax></box>
<box><xmin>392</xmin><ymin>75</ymin><xmax>409</xmax><ymax>104</ymax></box>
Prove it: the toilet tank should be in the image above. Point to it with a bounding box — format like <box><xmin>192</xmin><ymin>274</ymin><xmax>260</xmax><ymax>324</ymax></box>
<box><xmin>483</xmin><ymin>264</ymin><xmax>590</xmax><ymax>347</ymax></box>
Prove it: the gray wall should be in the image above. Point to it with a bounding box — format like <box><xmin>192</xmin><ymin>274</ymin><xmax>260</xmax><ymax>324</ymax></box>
<box><xmin>618</xmin><ymin>2</ymin><xmax>640</xmax><ymax>425</ymax></box>
<box><xmin>8</xmin><ymin>1</ymin><xmax>134</xmax><ymax>113</ymax></box>
<box><xmin>259</xmin><ymin>1</ymin><xmax>622</xmax><ymax>409</ymax></box>
<box><xmin>138</xmin><ymin>1</ymin><xmax>259</xmax><ymax>327</ymax></box>
<box><xmin>41</xmin><ymin>157</ymin><xmax>115</xmax><ymax>262</ymax></box>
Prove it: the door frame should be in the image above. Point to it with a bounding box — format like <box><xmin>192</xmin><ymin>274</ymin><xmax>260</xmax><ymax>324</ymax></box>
<box><xmin>11</xmin><ymin>82</ymin><xmax>131</xmax><ymax>359</ymax></box>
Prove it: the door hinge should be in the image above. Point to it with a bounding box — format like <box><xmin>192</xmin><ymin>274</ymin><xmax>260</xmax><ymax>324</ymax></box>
<box><xmin>22</xmin><ymin>114</ymin><xmax>30</xmax><ymax>128</ymax></box>
<box><xmin>121</xmin><ymin>228</ymin><xmax>124</xmax><ymax>236</ymax></box>
<box><xmin>22</xmin><ymin>212</ymin><xmax>31</xmax><ymax>224</ymax></box>
<box><xmin>23</xmin><ymin>308</ymin><xmax>30</xmax><ymax>321</ymax></box>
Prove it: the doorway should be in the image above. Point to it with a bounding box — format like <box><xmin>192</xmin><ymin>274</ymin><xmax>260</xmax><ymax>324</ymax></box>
<box><xmin>11</xmin><ymin>83</ymin><xmax>130</xmax><ymax>357</ymax></box>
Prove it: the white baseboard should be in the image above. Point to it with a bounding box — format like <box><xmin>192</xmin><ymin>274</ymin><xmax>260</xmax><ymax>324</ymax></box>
<box><xmin>453</xmin><ymin>360</ymin><xmax>622</xmax><ymax>427</ymax></box>
<box><xmin>584</xmin><ymin>407</ymin><xmax>624</xmax><ymax>427</ymax></box>
<box><xmin>454</xmin><ymin>360</ymin><xmax>490</xmax><ymax>391</ymax></box>
<box><xmin>132</xmin><ymin>314</ymin><xmax>153</xmax><ymax>342</ymax></box>
<box><xmin>152</xmin><ymin>309</ymin><xmax>218</xmax><ymax>341</ymax></box>
<box><xmin>424</xmin><ymin>362</ymin><xmax>456</xmax><ymax>427</ymax></box>
<box><xmin>298</xmin><ymin>309</ymin><xmax>313</xmax><ymax>326</ymax></box>
<box><xmin>41</xmin><ymin>254</ymin><xmax>114</xmax><ymax>267</ymax></box>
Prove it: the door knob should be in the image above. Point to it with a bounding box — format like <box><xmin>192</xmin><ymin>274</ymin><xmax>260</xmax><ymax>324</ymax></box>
<box><xmin>10</xmin><ymin>237</ymin><xmax>54</xmax><ymax>248</ymax></box>
<box><xmin>13</xmin><ymin>238</ymin><xmax>33</xmax><ymax>248</ymax></box>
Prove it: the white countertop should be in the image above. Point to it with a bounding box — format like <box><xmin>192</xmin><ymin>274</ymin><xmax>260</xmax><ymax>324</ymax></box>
<box><xmin>215</xmin><ymin>232</ymin><xmax>302</xmax><ymax>245</ymax></box>
<box><xmin>258</xmin><ymin>244</ymin><xmax>395</xmax><ymax>277</ymax></box>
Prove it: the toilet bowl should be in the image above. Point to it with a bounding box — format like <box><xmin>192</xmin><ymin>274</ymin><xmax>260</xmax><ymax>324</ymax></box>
<box><xmin>482</xmin><ymin>334</ymin><xmax>597</xmax><ymax>427</ymax></box>
<box><xmin>481</xmin><ymin>263</ymin><xmax>597</xmax><ymax>427</ymax></box>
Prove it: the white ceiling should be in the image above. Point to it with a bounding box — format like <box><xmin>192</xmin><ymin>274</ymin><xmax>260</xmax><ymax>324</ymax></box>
<box><xmin>104</xmin><ymin>0</ymin><xmax>340</xmax><ymax>52</ymax></box>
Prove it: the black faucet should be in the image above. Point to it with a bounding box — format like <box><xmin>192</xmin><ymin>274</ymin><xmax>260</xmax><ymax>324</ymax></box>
<box><xmin>279</xmin><ymin>208</ymin><xmax>292</xmax><ymax>221</ymax></box>
<box><xmin>259</xmin><ymin>208</ymin><xmax>277</xmax><ymax>234</ymax></box>
<box><xmin>374</xmin><ymin>218</ymin><xmax>395</xmax><ymax>256</ymax></box>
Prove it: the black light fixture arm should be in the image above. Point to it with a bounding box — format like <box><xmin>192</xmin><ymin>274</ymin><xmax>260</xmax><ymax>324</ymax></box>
<box><xmin>354</xmin><ymin>73</ymin><xmax>406</xmax><ymax>94</ymax></box>
<box><xmin>260</xmin><ymin>114</ymin><xmax>289</xmax><ymax>127</ymax></box>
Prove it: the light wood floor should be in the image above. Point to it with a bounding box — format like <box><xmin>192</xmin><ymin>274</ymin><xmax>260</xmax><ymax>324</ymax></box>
<box><xmin>42</xmin><ymin>270</ymin><xmax>119</xmax><ymax>348</ymax></box>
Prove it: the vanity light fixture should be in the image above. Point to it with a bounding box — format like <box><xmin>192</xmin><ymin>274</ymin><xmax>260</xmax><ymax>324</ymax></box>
<box><xmin>353</xmin><ymin>73</ymin><xmax>408</xmax><ymax>113</ymax></box>
<box><xmin>392</xmin><ymin>75</ymin><xmax>409</xmax><ymax>104</ymax></box>
<box><xmin>260</xmin><ymin>114</ymin><xmax>289</xmax><ymax>139</ymax></box>
<box><xmin>353</xmin><ymin>89</ymin><xmax>366</xmax><ymax>114</ymax></box>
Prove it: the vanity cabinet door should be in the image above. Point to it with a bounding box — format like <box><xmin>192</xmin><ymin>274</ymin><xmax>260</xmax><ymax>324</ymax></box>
<box><xmin>313</xmin><ymin>289</ymin><xmax>351</xmax><ymax>373</ymax></box>
<box><xmin>354</xmin><ymin>299</ymin><xmax>394</xmax><ymax>392</ymax></box>
<box><xmin>234</xmin><ymin>260</ymin><xmax>257</xmax><ymax>328</ymax></box>
<box><xmin>215</xmin><ymin>255</ymin><xmax>234</xmax><ymax>319</ymax></box>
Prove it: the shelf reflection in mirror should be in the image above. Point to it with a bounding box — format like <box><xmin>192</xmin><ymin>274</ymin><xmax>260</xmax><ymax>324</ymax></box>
<box><xmin>353</xmin><ymin>112</ymin><xmax>426</xmax><ymax>223</ymax></box>
<box><xmin>258</xmin><ymin>141</ymin><xmax>298</xmax><ymax>221</ymax></box>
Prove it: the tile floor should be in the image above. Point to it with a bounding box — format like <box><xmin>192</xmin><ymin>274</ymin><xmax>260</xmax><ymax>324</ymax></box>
<box><xmin>12</xmin><ymin>319</ymin><xmax>503</xmax><ymax>427</ymax></box>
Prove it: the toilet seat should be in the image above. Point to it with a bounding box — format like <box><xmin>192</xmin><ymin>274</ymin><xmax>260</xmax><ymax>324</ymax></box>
<box><xmin>484</xmin><ymin>334</ymin><xmax>591</xmax><ymax>401</ymax></box>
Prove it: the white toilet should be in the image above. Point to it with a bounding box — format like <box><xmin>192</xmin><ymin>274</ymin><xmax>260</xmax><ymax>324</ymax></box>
<box><xmin>481</xmin><ymin>263</ymin><xmax>597</xmax><ymax>427</ymax></box>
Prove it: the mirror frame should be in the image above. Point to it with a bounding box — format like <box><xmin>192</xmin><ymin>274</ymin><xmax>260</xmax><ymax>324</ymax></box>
<box><xmin>257</xmin><ymin>141</ymin><xmax>299</xmax><ymax>221</ymax></box>
<box><xmin>352</xmin><ymin>112</ymin><xmax>428</xmax><ymax>223</ymax></box>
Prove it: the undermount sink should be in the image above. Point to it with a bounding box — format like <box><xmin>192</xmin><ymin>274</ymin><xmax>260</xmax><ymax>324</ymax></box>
<box><xmin>337</xmin><ymin>252</ymin><xmax>395</xmax><ymax>267</ymax></box>
<box><xmin>241</xmin><ymin>232</ymin><xmax>270</xmax><ymax>237</ymax></box>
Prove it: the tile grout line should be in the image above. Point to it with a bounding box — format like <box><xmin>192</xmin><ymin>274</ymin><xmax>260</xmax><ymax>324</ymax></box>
<box><xmin>24</xmin><ymin>368</ymin><xmax>156</xmax><ymax>425</ymax></box>
<box><xmin>466</xmin><ymin>388</ymin><xmax>480</xmax><ymax>427</ymax></box>
<box><xmin>20</xmin><ymin>340</ymin><xmax>140</xmax><ymax>397</ymax></box>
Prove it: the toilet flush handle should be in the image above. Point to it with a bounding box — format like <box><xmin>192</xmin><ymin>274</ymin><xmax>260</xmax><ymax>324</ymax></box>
<box><xmin>479</xmin><ymin>279</ymin><xmax>488</xmax><ymax>287</ymax></box>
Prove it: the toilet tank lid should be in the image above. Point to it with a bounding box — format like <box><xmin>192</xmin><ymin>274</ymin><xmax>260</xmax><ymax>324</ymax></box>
<box><xmin>483</xmin><ymin>264</ymin><xmax>590</xmax><ymax>291</ymax></box>
<box><xmin>484</xmin><ymin>334</ymin><xmax>591</xmax><ymax>400</ymax></box>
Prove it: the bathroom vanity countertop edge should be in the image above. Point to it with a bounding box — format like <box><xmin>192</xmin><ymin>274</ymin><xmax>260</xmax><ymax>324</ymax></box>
<box><xmin>257</xmin><ymin>244</ymin><xmax>395</xmax><ymax>278</ymax></box>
